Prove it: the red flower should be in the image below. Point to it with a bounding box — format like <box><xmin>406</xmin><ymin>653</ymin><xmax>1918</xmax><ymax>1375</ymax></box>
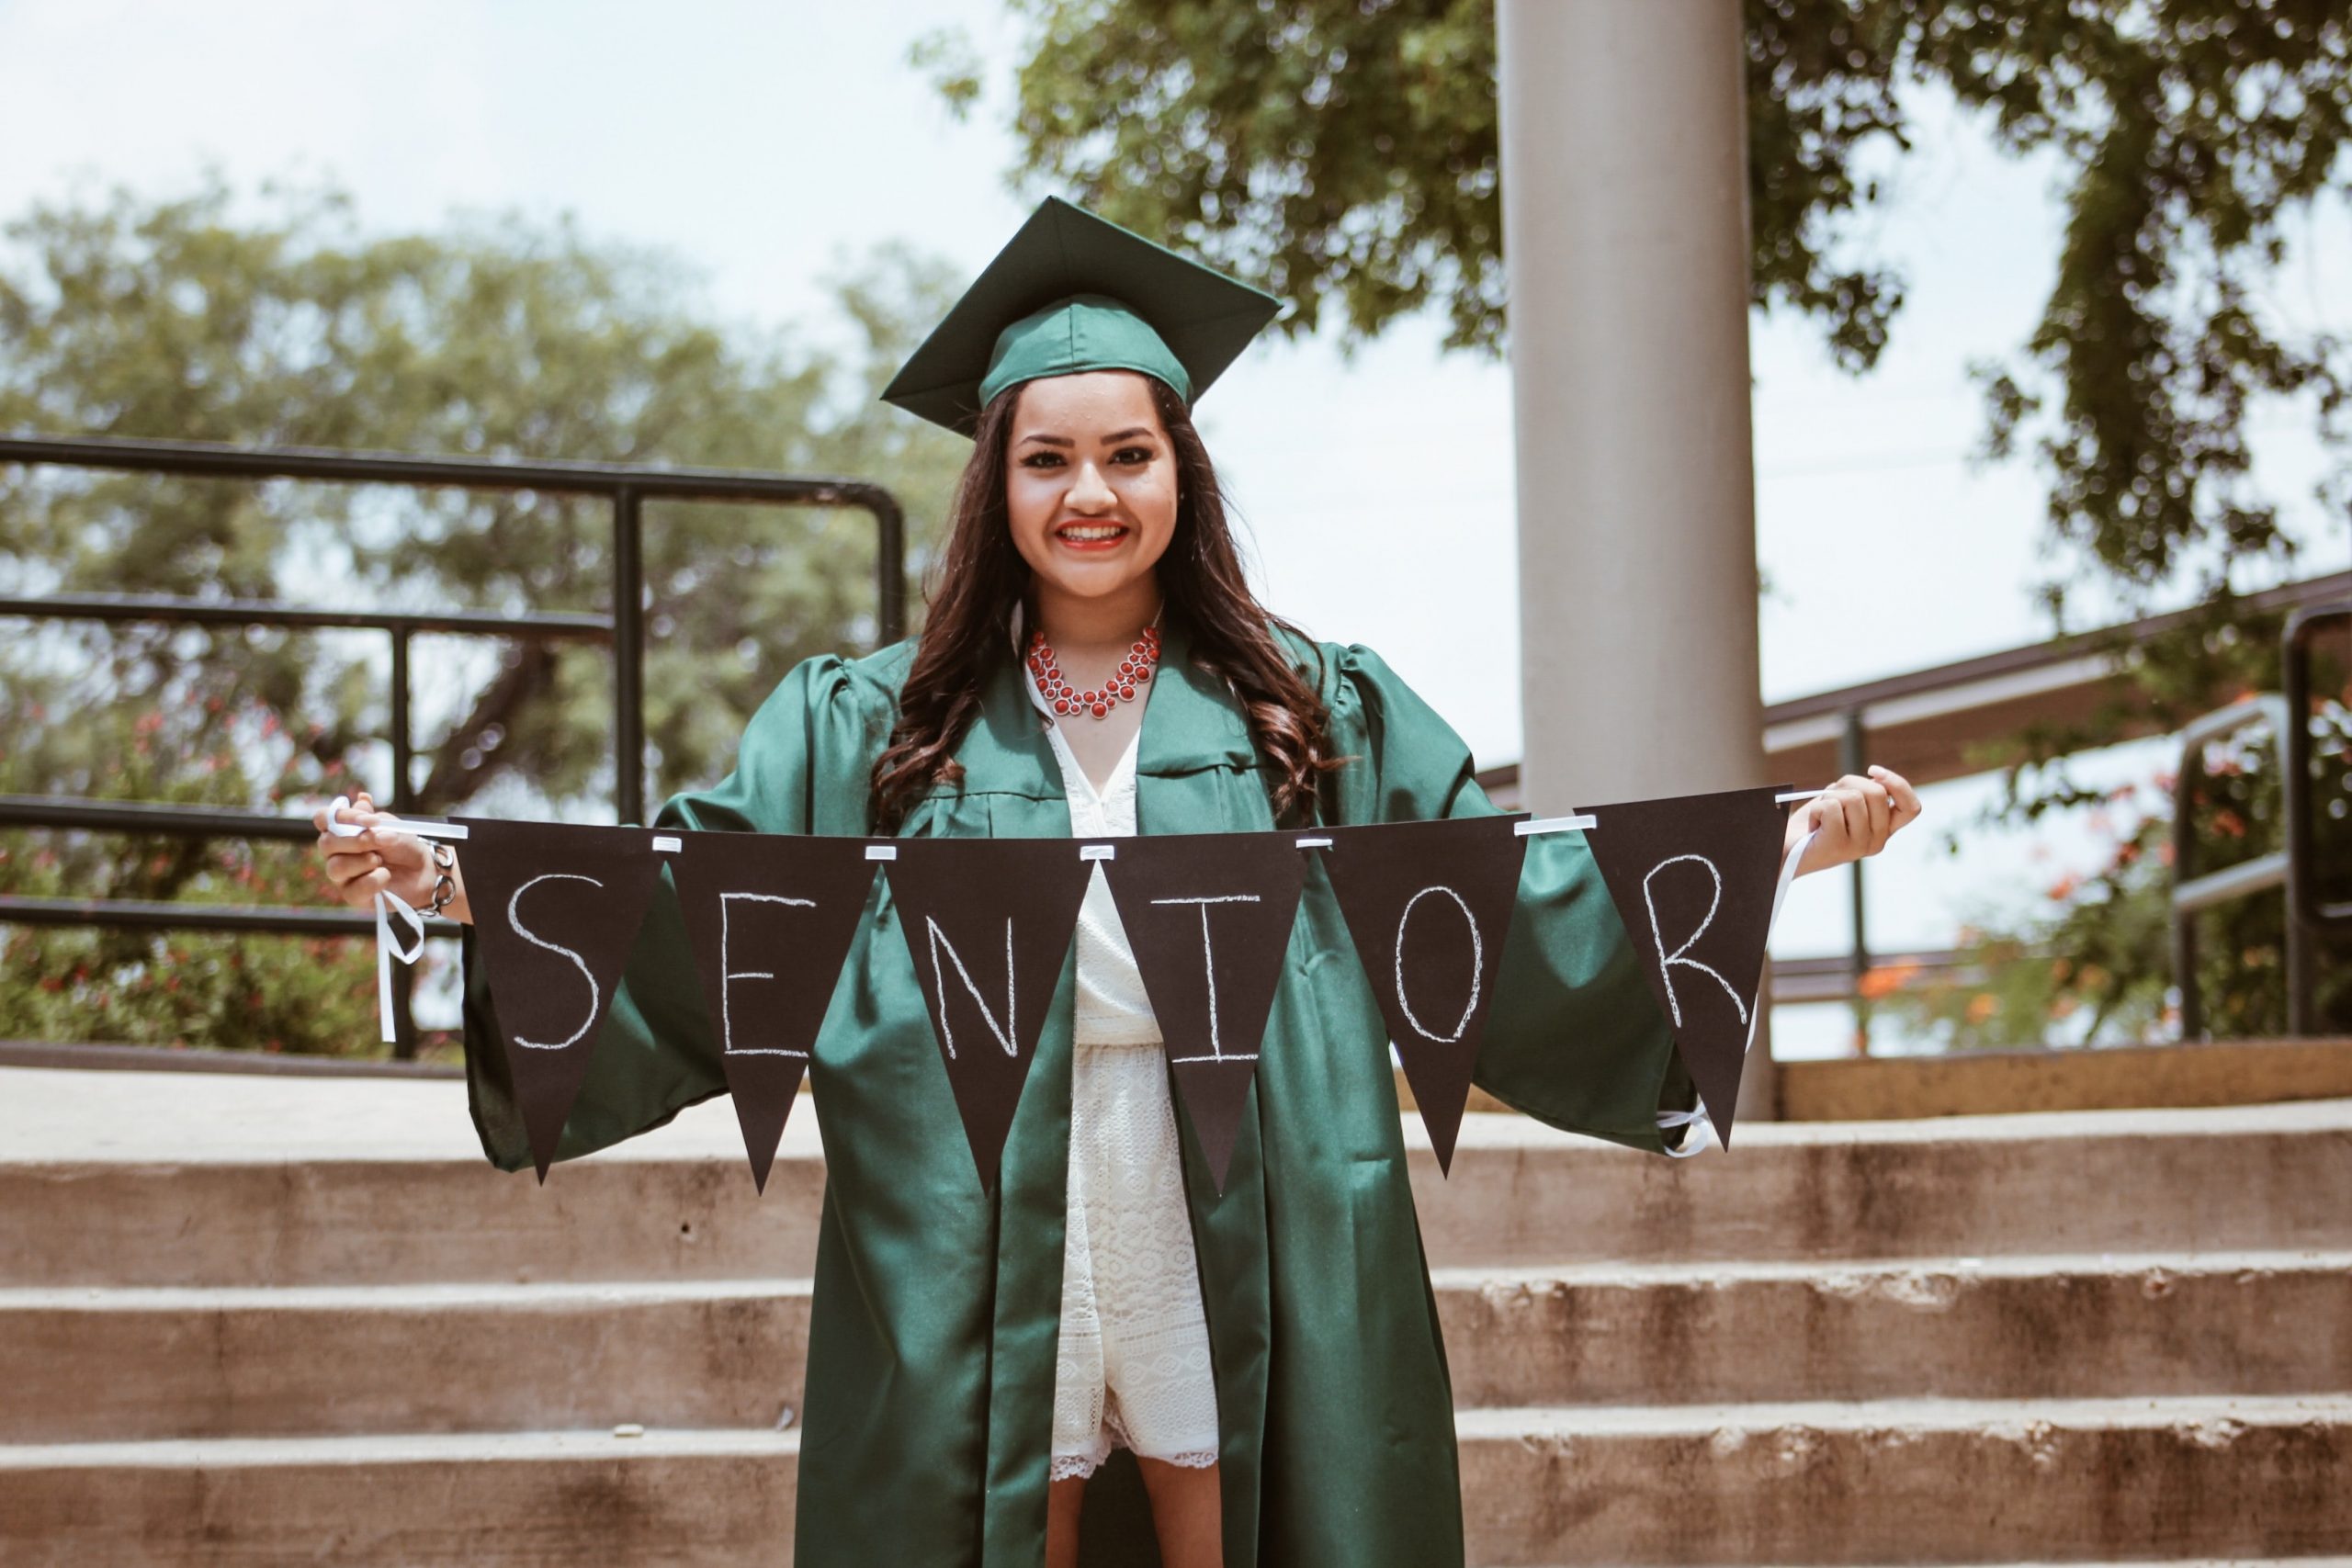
<box><xmin>1857</xmin><ymin>962</ymin><xmax>1921</xmax><ymax>1000</ymax></box>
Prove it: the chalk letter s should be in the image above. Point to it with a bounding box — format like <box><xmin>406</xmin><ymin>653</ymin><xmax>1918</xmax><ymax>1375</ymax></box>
<box><xmin>507</xmin><ymin>873</ymin><xmax>606</xmax><ymax>1051</ymax></box>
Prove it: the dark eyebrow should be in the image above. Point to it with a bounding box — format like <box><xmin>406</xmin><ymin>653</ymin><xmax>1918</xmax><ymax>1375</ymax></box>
<box><xmin>1014</xmin><ymin>427</ymin><xmax>1159</xmax><ymax>447</ymax></box>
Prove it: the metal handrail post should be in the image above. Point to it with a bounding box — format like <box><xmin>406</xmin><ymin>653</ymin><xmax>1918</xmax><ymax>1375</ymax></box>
<box><xmin>388</xmin><ymin>624</ymin><xmax>417</xmax><ymax>1055</ymax></box>
<box><xmin>1839</xmin><ymin>707</ymin><xmax>1871</xmax><ymax>1048</ymax></box>
<box><xmin>613</xmin><ymin>486</ymin><xmax>645</xmax><ymax>827</ymax></box>
<box><xmin>2284</xmin><ymin>606</ymin><xmax>2352</xmax><ymax>932</ymax></box>
<box><xmin>2280</xmin><ymin>604</ymin><xmax>2352</xmax><ymax>1032</ymax></box>
<box><xmin>390</xmin><ymin>629</ymin><xmax>413</xmax><ymax>813</ymax></box>
<box><xmin>2171</xmin><ymin>694</ymin><xmax>2292</xmax><ymax>1040</ymax></box>
<box><xmin>872</xmin><ymin>489</ymin><xmax>909</xmax><ymax>646</ymax></box>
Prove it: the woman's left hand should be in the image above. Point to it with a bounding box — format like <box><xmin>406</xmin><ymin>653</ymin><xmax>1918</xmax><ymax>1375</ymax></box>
<box><xmin>1788</xmin><ymin>764</ymin><xmax>1921</xmax><ymax>875</ymax></box>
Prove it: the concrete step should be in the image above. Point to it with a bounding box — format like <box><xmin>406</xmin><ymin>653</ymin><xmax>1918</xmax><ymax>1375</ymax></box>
<box><xmin>0</xmin><ymin>1154</ymin><xmax>826</xmax><ymax>1289</ymax></box>
<box><xmin>1413</xmin><ymin>1098</ymin><xmax>2352</xmax><ymax>1269</ymax></box>
<box><xmin>0</xmin><ymin>1066</ymin><xmax>825</xmax><ymax>1289</ymax></box>
<box><xmin>1431</xmin><ymin>1249</ymin><xmax>2352</xmax><ymax>1410</ymax></box>
<box><xmin>0</xmin><ymin>1428</ymin><xmax>798</xmax><ymax>1568</ymax></box>
<box><xmin>6</xmin><ymin>1069</ymin><xmax>2349</xmax><ymax>1285</ymax></box>
<box><xmin>6</xmin><ymin>1396</ymin><xmax>2346</xmax><ymax>1566</ymax></box>
<box><xmin>1455</xmin><ymin>1394</ymin><xmax>2352</xmax><ymax>1565</ymax></box>
<box><xmin>8</xmin><ymin>1253</ymin><xmax>2349</xmax><ymax>1443</ymax></box>
<box><xmin>1777</xmin><ymin>1037</ymin><xmax>2352</xmax><ymax>1121</ymax></box>
<box><xmin>0</xmin><ymin>1280</ymin><xmax>811</xmax><ymax>1443</ymax></box>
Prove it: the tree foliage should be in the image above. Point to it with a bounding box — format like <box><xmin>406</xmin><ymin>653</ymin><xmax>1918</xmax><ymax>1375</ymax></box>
<box><xmin>924</xmin><ymin>0</ymin><xmax>2352</xmax><ymax>1043</ymax></box>
<box><xmin>0</xmin><ymin>179</ymin><xmax>967</xmax><ymax>1055</ymax></box>
<box><xmin>927</xmin><ymin>0</ymin><xmax>2349</xmax><ymax>617</ymax></box>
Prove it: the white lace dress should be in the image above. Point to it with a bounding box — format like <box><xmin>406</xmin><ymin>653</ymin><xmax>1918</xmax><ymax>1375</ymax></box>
<box><xmin>1040</xmin><ymin>715</ymin><xmax>1222</xmax><ymax>1481</ymax></box>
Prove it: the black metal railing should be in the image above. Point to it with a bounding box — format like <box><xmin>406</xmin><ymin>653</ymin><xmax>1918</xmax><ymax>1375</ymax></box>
<box><xmin>2171</xmin><ymin>604</ymin><xmax>2350</xmax><ymax>1038</ymax></box>
<box><xmin>0</xmin><ymin>595</ymin><xmax>614</xmax><ymax>818</ymax></box>
<box><xmin>0</xmin><ymin>432</ymin><xmax>908</xmax><ymax>1057</ymax></box>
<box><xmin>0</xmin><ymin>433</ymin><xmax>907</xmax><ymax>819</ymax></box>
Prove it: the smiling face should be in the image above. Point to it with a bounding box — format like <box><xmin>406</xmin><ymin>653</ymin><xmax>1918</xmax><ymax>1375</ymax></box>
<box><xmin>1003</xmin><ymin>369</ymin><xmax>1179</xmax><ymax>629</ymax></box>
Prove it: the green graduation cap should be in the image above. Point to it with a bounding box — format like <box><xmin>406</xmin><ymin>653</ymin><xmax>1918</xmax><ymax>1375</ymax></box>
<box><xmin>882</xmin><ymin>197</ymin><xmax>1283</xmax><ymax>436</ymax></box>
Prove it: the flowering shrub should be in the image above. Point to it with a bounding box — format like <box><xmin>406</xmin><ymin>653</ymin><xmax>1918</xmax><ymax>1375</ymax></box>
<box><xmin>1882</xmin><ymin>696</ymin><xmax>2352</xmax><ymax>1049</ymax></box>
<box><xmin>0</xmin><ymin>702</ymin><xmax>455</xmax><ymax>1061</ymax></box>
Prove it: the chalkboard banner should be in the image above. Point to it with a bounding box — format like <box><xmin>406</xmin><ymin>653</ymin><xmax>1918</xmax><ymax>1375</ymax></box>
<box><xmin>381</xmin><ymin>791</ymin><xmax>1826</xmax><ymax>1187</ymax></box>
<box><xmin>885</xmin><ymin>837</ymin><xmax>1094</xmax><ymax>1191</ymax></box>
<box><xmin>1576</xmin><ymin>785</ymin><xmax>1790</xmax><ymax>1148</ymax></box>
<box><xmin>454</xmin><ymin>818</ymin><xmax>670</xmax><ymax>1182</ymax></box>
<box><xmin>1102</xmin><ymin>830</ymin><xmax>1308</xmax><ymax>1194</ymax></box>
<box><xmin>1317</xmin><ymin>814</ymin><xmax>1530</xmax><ymax>1175</ymax></box>
<box><xmin>673</xmin><ymin>830</ymin><xmax>876</xmax><ymax>1192</ymax></box>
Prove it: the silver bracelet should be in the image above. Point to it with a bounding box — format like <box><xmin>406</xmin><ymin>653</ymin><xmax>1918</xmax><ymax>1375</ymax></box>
<box><xmin>426</xmin><ymin>840</ymin><xmax>457</xmax><ymax>916</ymax></box>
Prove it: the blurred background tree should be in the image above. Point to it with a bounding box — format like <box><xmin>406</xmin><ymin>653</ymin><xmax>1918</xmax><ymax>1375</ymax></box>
<box><xmin>916</xmin><ymin>0</ymin><xmax>2352</xmax><ymax>1044</ymax></box>
<box><xmin>0</xmin><ymin>178</ymin><xmax>968</xmax><ymax>1056</ymax></box>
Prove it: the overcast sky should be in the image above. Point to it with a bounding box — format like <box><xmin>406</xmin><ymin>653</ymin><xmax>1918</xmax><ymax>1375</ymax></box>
<box><xmin>5</xmin><ymin>0</ymin><xmax>2344</xmax><ymax>1049</ymax></box>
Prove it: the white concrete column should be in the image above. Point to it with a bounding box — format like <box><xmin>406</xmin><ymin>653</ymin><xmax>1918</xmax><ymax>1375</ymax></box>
<box><xmin>1497</xmin><ymin>0</ymin><xmax>1775</xmax><ymax>1119</ymax></box>
<box><xmin>1498</xmin><ymin>0</ymin><xmax>1765</xmax><ymax>808</ymax></box>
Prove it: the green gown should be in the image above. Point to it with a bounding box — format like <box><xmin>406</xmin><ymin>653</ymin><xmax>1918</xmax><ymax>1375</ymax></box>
<box><xmin>459</xmin><ymin>610</ymin><xmax>1696</xmax><ymax>1567</ymax></box>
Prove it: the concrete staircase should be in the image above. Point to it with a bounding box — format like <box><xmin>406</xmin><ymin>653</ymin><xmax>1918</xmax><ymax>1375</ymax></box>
<box><xmin>1</xmin><ymin>1066</ymin><xmax>2347</xmax><ymax>1564</ymax></box>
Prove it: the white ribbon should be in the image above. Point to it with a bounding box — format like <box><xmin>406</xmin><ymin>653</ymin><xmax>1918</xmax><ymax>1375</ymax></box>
<box><xmin>373</xmin><ymin>888</ymin><xmax>428</xmax><ymax>1044</ymax></box>
<box><xmin>322</xmin><ymin>795</ymin><xmax>454</xmax><ymax>1044</ymax></box>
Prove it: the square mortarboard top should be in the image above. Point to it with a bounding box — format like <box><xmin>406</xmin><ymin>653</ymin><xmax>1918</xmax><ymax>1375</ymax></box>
<box><xmin>880</xmin><ymin>197</ymin><xmax>1283</xmax><ymax>437</ymax></box>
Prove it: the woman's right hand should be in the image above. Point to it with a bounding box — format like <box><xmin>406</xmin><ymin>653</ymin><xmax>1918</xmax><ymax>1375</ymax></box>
<box><xmin>312</xmin><ymin>789</ymin><xmax>470</xmax><ymax>923</ymax></box>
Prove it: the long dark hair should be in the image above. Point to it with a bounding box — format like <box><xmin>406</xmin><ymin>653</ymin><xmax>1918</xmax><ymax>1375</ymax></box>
<box><xmin>869</xmin><ymin>375</ymin><xmax>1340</xmax><ymax>833</ymax></box>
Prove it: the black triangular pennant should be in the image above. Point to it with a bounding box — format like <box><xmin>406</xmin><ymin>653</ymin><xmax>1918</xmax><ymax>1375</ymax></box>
<box><xmin>1318</xmin><ymin>814</ymin><xmax>1529</xmax><ymax>1174</ymax></box>
<box><xmin>672</xmin><ymin>831</ymin><xmax>876</xmax><ymax>1193</ymax></box>
<box><xmin>1575</xmin><ymin>785</ymin><xmax>1790</xmax><ymax>1148</ymax></box>
<box><xmin>1100</xmin><ymin>831</ymin><xmax>1306</xmax><ymax>1194</ymax></box>
<box><xmin>884</xmin><ymin>838</ymin><xmax>1093</xmax><ymax>1190</ymax></box>
<box><xmin>456</xmin><ymin>818</ymin><xmax>669</xmax><ymax>1182</ymax></box>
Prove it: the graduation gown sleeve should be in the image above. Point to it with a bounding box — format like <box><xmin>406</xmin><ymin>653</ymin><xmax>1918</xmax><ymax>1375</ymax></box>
<box><xmin>1313</xmin><ymin>639</ymin><xmax>1702</xmax><ymax>1155</ymax></box>
<box><xmin>458</xmin><ymin>649</ymin><xmax>896</xmax><ymax>1173</ymax></box>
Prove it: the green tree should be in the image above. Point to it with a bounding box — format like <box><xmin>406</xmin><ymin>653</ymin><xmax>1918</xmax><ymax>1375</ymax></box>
<box><xmin>0</xmin><ymin>178</ymin><xmax>968</xmax><ymax>1056</ymax></box>
<box><xmin>924</xmin><ymin>0</ymin><xmax>2348</xmax><ymax>614</ymax></box>
<box><xmin>920</xmin><ymin>0</ymin><xmax>2352</xmax><ymax>1042</ymax></box>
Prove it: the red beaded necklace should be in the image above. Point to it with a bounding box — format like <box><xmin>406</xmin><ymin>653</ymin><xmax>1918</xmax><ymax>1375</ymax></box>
<box><xmin>1027</xmin><ymin>622</ymin><xmax>1159</xmax><ymax>719</ymax></box>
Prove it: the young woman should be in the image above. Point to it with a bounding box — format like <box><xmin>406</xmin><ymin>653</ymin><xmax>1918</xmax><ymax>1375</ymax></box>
<box><xmin>317</xmin><ymin>198</ymin><xmax>1919</xmax><ymax>1568</ymax></box>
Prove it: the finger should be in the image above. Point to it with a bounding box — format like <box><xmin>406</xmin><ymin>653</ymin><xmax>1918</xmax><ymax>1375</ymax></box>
<box><xmin>324</xmin><ymin>863</ymin><xmax>385</xmax><ymax>909</ymax></box>
<box><xmin>1815</xmin><ymin>786</ymin><xmax>1854</xmax><ymax>850</ymax></box>
<box><xmin>322</xmin><ymin>841</ymin><xmax>379</xmax><ymax>873</ymax></box>
<box><xmin>1869</xmin><ymin>764</ymin><xmax>1922</xmax><ymax>824</ymax></box>
<box><xmin>1851</xmin><ymin>775</ymin><xmax>1894</xmax><ymax>852</ymax></box>
<box><xmin>323</xmin><ymin>849</ymin><xmax>387</xmax><ymax>887</ymax></box>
